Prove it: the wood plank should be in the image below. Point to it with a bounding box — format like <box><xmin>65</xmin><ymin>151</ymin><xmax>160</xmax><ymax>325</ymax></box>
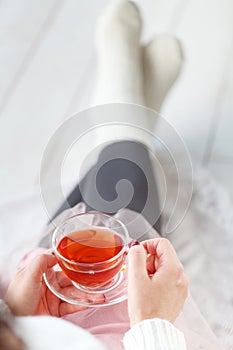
<box><xmin>0</xmin><ymin>0</ymin><xmax>108</xmax><ymax>202</ymax></box>
<box><xmin>0</xmin><ymin>0</ymin><xmax>58</xmax><ymax>109</ymax></box>
<box><xmin>135</xmin><ymin>0</ymin><xmax>188</xmax><ymax>40</ymax></box>
<box><xmin>160</xmin><ymin>0</ymin><xmax>233</xmax><ymax>164</ymax></box>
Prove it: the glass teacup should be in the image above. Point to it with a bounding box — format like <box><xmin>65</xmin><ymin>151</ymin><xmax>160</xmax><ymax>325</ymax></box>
<box><xmin>52</xmin><ymin>212</ymin><xmax>130</xmax><ymax>293</ymax></box>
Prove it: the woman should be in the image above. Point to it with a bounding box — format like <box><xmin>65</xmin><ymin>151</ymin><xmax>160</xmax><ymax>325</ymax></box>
<box><xmin>1</xmin><ymin>237</ymin><xmax>188</xmax><ymax>350</ymax></box>
<box><xmin>0</xmin><ymin>1</ymin><xmax>220</xmax><ymax>349</ymax></box>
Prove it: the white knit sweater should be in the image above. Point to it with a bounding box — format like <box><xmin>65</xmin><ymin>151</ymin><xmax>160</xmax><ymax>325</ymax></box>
<box><xmin>123</xmin><ymin>318</ymin><xmax>186</xmax><ymax>350</ymax></box>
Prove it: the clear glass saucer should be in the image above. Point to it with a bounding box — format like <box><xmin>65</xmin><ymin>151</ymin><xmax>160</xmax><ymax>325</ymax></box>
<box><xmin>43</xmin><ymin>263</ymin><xmax>128</xmax><ymax>307</ymax></box>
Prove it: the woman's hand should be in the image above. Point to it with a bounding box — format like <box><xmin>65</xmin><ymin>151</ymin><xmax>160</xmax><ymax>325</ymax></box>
<box><xmin>4</xmin><ymin>252</ymin><xmax>94</xmax><ymax>317</ymax></box>
<box><xmin>127</xmin><ymin>238</ymin><xmax>189</xmax><ymax>326</ymax></box>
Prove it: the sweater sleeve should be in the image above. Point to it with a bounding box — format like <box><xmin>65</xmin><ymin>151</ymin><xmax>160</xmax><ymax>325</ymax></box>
<box><xmin>123</xmin><ymin>318</ymin><xmax>187</xmax><ymax>350</ymax></box>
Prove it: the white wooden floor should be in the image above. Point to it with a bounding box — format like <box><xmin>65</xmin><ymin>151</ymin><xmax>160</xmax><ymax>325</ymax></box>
<box><xmin>1</xmin><ymin>0</ymin><xmax>233</xmax><ymax>203</ymax></box>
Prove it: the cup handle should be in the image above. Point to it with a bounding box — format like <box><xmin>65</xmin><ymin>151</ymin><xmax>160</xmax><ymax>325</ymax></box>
<box><xmin>120</xmin><ymin>240</ymin><xmax>140</xmax><ymax>272</ymax></box>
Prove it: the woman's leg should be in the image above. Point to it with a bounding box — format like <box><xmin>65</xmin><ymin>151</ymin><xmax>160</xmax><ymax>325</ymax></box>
<box><xmin>143</xmin><ymin>35</ymin><xmax>183</xmax><ymax>111</ymax></box>
<box><xmin>52</xmin><ymin>140</ymin><xmax>161</xmax><ymax>232</ymax></box>
<box><xmin>50</xmin><ymin>1</ymin><xmax>160</xmax><ymax>228</ymax></box>
<box><xmin>92</xmin><ymin>0</ymin><xmax>144</xmax><ymax>105</ymax></box>
<box><xmin>43</xmin><ymin>1</ymin><xmax>183</xmax><ymax>245</ymax></box>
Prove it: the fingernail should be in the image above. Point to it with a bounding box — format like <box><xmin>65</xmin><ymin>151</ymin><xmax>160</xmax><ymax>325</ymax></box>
<box><xmin>128</xmin><ymin>240</ymin><xmax>140</xmax><ymax>248</ymax></box>
<box><xmin>47</xmin><ymin>248</ymin><xmax>55</xmax><ymax>256</ymax></box>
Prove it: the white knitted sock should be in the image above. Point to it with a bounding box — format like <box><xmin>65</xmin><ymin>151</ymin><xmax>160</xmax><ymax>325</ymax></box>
<box><xmin>69</xmin><ymin>1</ymin><xmax>150</xmax><ymax>181</ymax></box>
<box><xmin>89</xmin><ymin>0</ymin><xmax>156</xmax><ymax>151</ymax></box>
<box><xmin>74</xmin><ymin>3</ymin><xmax>183</xmax><ymax>180</ymax></box>
<box><xmin>143</xmin><ymin>34</ymin><xmax>183</xmax><ymax>112</ymax></box>
<box><xmin>92</xmin><ymin>0</ymin><xmax>144</xmax><ymax>105</ymax></box>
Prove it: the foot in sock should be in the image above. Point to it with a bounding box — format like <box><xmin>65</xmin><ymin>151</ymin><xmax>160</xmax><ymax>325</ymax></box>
<box><xmin>90</xmin><ymin>2</ymin><xmax>183</xmax><ymax>152</ymax></box>
<box><xmin>93</xmin><ymin>0</ymin><xmax>144</xmax><ymax>105</ymax></box>
<box><xmin>143</xmin><ymin>34</ymin><xmax>183</xmax><ymax>112</ymax></box>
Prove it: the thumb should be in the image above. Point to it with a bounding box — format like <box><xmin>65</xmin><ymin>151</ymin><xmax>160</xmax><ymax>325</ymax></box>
<box><xmin>28</xmin><ymin>253</ymin><xmax>57</xmax><ymax>281</ymax></box>
<box><xmin>128</xmin><ymin>245</ymin><xmax>148</xmax><ymax>286</ymax></box>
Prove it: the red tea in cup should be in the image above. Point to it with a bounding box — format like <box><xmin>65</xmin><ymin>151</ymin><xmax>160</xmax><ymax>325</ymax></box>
<box><xmin>56</xmin><ymin>226</ymin><xmax>126</xmax><ymax>289</ymax></box>
<box><xmin>52</xmin><ymin>212</ymin><xmax>129</xmax><ymax>292</ymax></box>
